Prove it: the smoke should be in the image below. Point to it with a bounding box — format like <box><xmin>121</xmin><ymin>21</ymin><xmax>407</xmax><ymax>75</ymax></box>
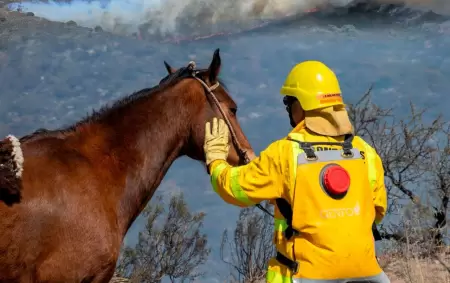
<box><xmin>6</xmin><ymin>0</ymin><xmax>355</xmax><ymax>36</ymax></box>
<box><xmin>6</xmin><ymin>0</ymin><xmax>449</xmax><ymax>37</ymax></box>
<box><xmin>376</xmin><ymin>0</ymin><xmax>450</xmax><ymax>13</ymax></box>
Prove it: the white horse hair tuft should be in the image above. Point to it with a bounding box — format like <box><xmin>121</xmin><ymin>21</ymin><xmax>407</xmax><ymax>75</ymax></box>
<box><xmin>6</xmin><ymin>135</ymin><xmax>24</xmax><ymax>177</ymax></box>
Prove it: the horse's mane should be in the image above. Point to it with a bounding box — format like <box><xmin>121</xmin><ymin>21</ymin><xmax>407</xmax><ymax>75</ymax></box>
<box><xmin>19</xmin><ymin>66</ymin><xmax>196</xmax><ymax>142</ymax></box>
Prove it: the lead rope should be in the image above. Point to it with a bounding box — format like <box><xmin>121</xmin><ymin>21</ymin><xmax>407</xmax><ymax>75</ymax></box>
<box><xmin>188</xmin><ymin>63</ymin><xmax>273</xmax><ymax>217</ymax></box>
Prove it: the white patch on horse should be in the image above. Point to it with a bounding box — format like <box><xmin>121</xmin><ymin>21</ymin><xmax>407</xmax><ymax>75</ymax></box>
<box><xmin>6</xmin><ymin>135</ymin><xmax>24</xmax><ymax>178</ymax></box>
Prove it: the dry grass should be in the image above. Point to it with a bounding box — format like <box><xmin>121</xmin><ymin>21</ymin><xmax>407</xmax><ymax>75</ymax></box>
<box><xmin>379</xmin><ymin>247</ymin><xmax>450</xmax><ymax>283</ymax></box>
<box><xmin>109</xmin><ymin>272</ymin><xmax>129</xmax><ymax>283</ymax></box>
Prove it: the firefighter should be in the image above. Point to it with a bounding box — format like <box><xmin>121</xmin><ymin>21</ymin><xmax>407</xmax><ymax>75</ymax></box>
<box><xmin>204</xmin><ymin>60</ymin><xmax>390</xmax><ymax>283</ymax></box>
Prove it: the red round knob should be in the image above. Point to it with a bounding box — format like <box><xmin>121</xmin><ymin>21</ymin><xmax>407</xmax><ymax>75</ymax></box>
<box><xmin>323</xmin><ymin>166</ymin><xmax>350</xmax><ymax>195</ymax></box>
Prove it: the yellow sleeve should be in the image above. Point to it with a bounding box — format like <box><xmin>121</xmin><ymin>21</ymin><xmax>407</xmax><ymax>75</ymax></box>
<box><xmin>373</xmin><ymin>153</ymin><xmax>387</xmax><ymax>224</ymax></box>
<box><xmin>208</xmin><ymin>140</ymin><xmax>287</xmax><ymax>207</ymax></box>
<box><xmin>354</xmin><ymin>136</ymin><xmax>388</xmax><ymax>224</ymax></box>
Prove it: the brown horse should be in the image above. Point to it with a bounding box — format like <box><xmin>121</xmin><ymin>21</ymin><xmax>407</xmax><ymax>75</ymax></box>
<box><xmin>0</xmin><ymin>49</ymin><xmax>255</xmax><ymax>283</ymax></box>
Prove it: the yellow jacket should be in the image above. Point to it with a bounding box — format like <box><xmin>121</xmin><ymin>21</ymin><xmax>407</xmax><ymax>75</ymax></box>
<box><xmin>209</xmin><ymin>121</ymin><xmax>387</xmax><ymax>281</ymax></box>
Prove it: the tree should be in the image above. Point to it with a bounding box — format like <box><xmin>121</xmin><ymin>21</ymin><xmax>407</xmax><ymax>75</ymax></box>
<box><xmin>220</xmin><ymin>88</ymin><xmax>449</xmax><ymax>281</ymax></box>
<box><xmin>220</xmin><ymin>202</ymin><xmax>275</xmax><ymax>283</ymax></box>
<box><xmin>347</xmin><ymin>88</ymin><xmax>449</xmax><ymax>255</ymax></box>
<box><xmin>114</xmin><ymin>192</ymin><xmax>210</xmax><ymax>283</ymax></box>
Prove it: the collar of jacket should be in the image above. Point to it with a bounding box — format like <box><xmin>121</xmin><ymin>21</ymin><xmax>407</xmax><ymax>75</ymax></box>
<box><xmin>286</xmin><ymin>120</ymin><xmax>307</xmax><ymax>139</ymax></box>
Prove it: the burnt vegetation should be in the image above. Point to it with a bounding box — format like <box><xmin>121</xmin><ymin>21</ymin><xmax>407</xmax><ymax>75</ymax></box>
<box><xmin>114</xmin><ymin>193</ymin><xmax>210</xmax><ymax>283</ymax></box>
<box><xmin>348</xmin><ymin>87</ymin><xmax>449</xmax><ymax>252</ymax></box>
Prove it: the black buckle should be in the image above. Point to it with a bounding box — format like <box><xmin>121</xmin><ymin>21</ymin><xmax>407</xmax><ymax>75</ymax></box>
<box><xmin>342</xmin><ymin>134</ymin><xmax>354</xmax><ymax>157</ymax></box>
<box><xmin>299</xmin><ymin>142</ymin><xmax>317</xmax><ymax>161</ymax></box>
<box><xmin>284</xmin><ymin>227</ymin><xmax>300</xmax><ymax>240</ymax></box>
<box><xmin>276</xmin><ymin>252</ymin><xmax>298</xmax><ymax>274</ymax></box>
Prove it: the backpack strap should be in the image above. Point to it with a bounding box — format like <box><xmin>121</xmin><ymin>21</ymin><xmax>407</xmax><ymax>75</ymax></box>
<box><xmin>275</xmin><ymin>198</ymin><xmax>299</xmax><ymax>240</ymax></box>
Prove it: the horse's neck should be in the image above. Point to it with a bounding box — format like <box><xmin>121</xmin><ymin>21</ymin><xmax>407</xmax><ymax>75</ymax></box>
<box><xmin>76</xmin><ymin>93</ymin><xmax>191</xmax><ymax>236</ymax></box>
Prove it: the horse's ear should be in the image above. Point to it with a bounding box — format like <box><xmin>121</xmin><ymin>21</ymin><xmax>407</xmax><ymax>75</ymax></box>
<box><xmin>164</xmin><ymin>61</ymin><xmax>176</xmax><ymax>74</ymax></box>
<box><xmin>207</xmin><ymin>48</ymin><xmax>221</xmax><ymax>83</ymax></box>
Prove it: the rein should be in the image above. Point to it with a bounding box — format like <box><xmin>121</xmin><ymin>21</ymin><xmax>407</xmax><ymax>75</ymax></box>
<box><xmin>186</xmin><ymin>61</ymin><xmax>273</xmax><ymax>217</ymax></box>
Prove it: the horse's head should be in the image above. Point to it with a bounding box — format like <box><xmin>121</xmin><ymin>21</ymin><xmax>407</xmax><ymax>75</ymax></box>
<box><xmin>162</xmin><ymin>49</ymin><xmax>256</xmax><ymax>166</ymax></box>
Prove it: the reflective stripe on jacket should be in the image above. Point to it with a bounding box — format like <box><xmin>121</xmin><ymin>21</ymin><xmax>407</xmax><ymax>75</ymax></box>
<box><xmin>209</xmin><ymin>121</ymin><xmax>387</xmax><ymax>281</ymax></box>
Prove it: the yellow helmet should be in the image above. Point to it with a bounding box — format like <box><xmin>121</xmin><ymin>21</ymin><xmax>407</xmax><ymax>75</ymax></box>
<box><xmin>280</xmin><ymin>61</ymin><xmax>344</xmax><ymax>111</ymax></box>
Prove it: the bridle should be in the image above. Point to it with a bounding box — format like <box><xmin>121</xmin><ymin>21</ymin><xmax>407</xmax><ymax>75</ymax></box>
<box><xmin>184</xmin><ymin>61</ymin><xmax>274</xmax><ymax>217</ymax></box>
<box><xmin>185</xmin><ymin>61</ymin><xmax>251</xmax><ymax>164</ymax></box>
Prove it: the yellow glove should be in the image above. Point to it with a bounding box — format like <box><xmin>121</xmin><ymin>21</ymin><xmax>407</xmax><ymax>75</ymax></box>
<box><xmin>204</xmin><ymin>117</ymin><xmax>230</xmax><ymax>166</ymax></box>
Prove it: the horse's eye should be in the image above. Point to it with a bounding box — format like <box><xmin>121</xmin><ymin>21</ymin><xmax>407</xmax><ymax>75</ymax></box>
<box><xmin>229</xmin><ymin>108</ymin><xmax>237</xmax><ymax>115</ymax></box>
